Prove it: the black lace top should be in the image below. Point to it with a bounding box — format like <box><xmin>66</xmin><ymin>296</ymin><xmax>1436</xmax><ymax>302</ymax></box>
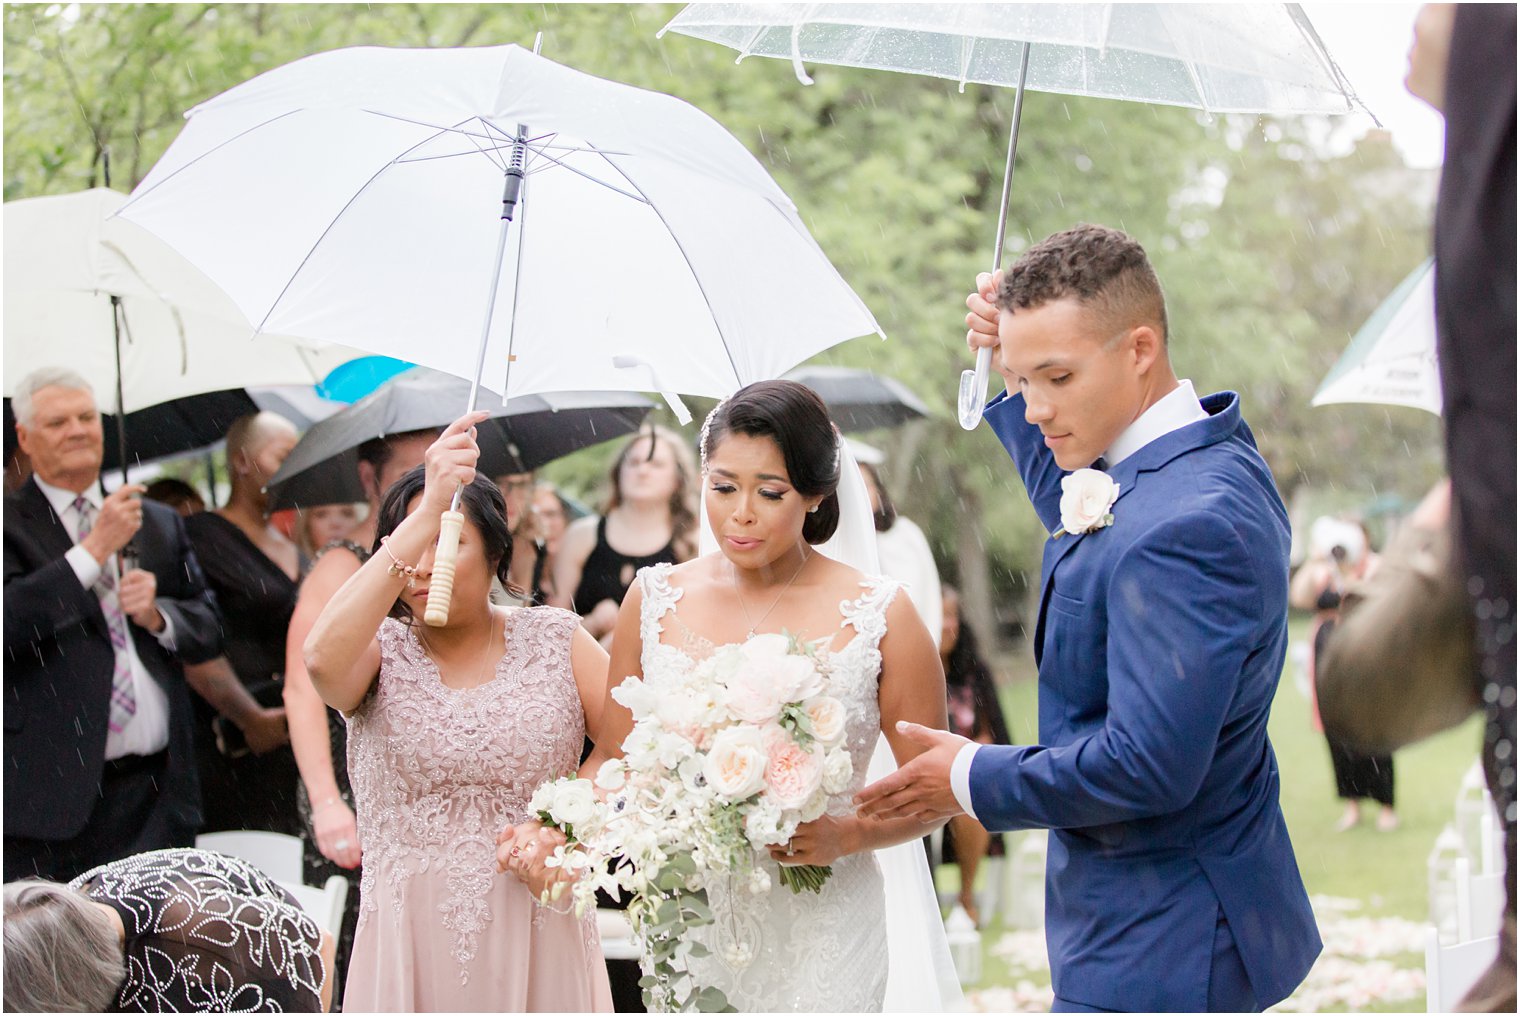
<box><xmin>71</xmin><ymin>848</ymin><xmax>325</xmax><ymax>1013</ymax></box>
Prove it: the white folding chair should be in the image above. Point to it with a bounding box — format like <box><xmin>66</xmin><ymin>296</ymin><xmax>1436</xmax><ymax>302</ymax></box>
<box><xmin>1425</xmin><ymin>926</ymin><xmax>1499</xmax><ymax>1012</ymax></box>
<box><xmin>276</xmin><ymin>875</ymin><xmax>350</xmax><ymax>938</ymax></box>
<box><xmin>195</xmin><ymin>830</ymin><xmax>305</xmax><ymax>884</ymax></box>
<box><xmin>1455</xmin><ymin>856</ymin><xmax>1506</xmax><ymax>944</ymax></box>
<box><xmin>596</xmin><ymin>908</ymin><xmax>643</xmax><ymax>962</ymax></box>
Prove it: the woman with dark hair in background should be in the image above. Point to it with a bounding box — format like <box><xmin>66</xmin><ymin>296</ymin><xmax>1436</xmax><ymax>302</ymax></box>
<box><xmin>552</xmin><ymin>425</ymin><xmax>698</xmax><ymax>647</ymax></box>
<box><xmin>281</xmin><ymin>427</ymin><xmax>433</xmax><ymax>1006</ymax></box>
<box><xmin>939</xmin><ymin>585</ymin><xmax>1013</xmax><ymax>927</ymax></box>
<box><xmin>304</xmin><ymin>414</ymin><xmax>612</xmax><ymax>1011</ymax></box>
<box><xmin>181</xmin><ymin>412</ymin><xmax>303</xmax><ymax>836</ymax></box>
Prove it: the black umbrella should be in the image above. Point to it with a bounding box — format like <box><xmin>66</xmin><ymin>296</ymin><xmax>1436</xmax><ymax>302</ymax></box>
<box><xmin>783</xmin><ymin>365</ymin><xmax>931</xmax><ymax>431</ymax></box>
<box><xmin>266</xmin><ymin>368</ymin><xmax>653</xmax><ymax>510</ymax></box>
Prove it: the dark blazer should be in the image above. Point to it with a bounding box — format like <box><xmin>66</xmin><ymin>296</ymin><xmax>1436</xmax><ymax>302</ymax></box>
<box><xmin>4</xmin><ymin>478</ymin><xmax>222</xmax><ymax>840</ymax></box>
<box><xmin>973</xmin><ymin>390</ymin><xmax>1321</xmax><ymax>1011</ymax></box>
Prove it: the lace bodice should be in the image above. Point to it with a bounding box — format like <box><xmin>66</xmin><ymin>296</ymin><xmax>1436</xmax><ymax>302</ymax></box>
<box><xmin>635</xmin><ymin>562</ymin><xmax>900</xmax><ymax>1011</ymax></box>
<box><xmin>72</xmin><ymin>848</ymin><xmax>325</xmax><ymax>1013</ymax></box>
<box><xmin>347</xmin><ymin>608</ymin><xmax>586</xmax><ymax>982</ymax></box>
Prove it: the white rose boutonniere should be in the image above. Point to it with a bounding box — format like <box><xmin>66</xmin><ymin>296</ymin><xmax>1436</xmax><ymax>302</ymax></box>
<box><xmin>1054</xmin><ymin>467</ymin><xmax>1120</xmax><ymax>538</ymax></box>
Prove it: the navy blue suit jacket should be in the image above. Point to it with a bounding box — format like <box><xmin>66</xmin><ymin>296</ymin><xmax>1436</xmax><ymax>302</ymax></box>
<box><xmin>973</xmin><ymin>389</ymin><xmax>1321</xmax><ymax>1011</ymax></box>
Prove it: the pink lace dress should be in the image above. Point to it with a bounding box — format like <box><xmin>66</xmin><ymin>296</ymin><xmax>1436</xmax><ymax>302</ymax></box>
<box><xmin>343</xmin><ymin>609</ymin><xmax>612</xmax><ymax>1012</ymax></box>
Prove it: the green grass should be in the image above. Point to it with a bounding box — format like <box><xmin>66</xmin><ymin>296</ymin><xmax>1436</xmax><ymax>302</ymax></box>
<box><xmin>941</xmin><ymin>617</ymin><xmax>1486</xmax><ymax>1012</ymax></box>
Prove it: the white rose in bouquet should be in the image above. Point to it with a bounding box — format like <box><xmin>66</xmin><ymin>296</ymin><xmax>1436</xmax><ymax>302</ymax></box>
<box><xmin>803</xmin><ymin>695</ymin><xmax>848</xmax><ymax>747</ymax></box>
<box><xmin>772</xmin><ymin>654</ymin><xmax>825</xmax><ymax>702</ymax></box>
<box><xmin>724</xmin><ymin>660</ymin><xmax>788</xmax><ymax>724</ymax></box>
<box><xmin>743</xmin><ymin>633</ymin><xmax>792</xmax><ymax>660</ymax></box>
<box><xmin>704</xmin><ymin>726</ymin><xmax>769</xmax><ymax>800</ymax></box>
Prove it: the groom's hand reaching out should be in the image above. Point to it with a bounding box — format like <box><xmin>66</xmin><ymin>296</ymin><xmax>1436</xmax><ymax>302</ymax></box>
<box><xmin>854</xmin><ymin>721</ymin><xmax>972</xmax><ymax>822</ymax></box>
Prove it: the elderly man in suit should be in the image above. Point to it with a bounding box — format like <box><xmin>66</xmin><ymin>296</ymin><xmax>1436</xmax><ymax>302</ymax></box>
<box><xmin>858</xmin><ymin>225</ymin><xmax>1320</xmax><ymax>1011</ymax></box>
<box><xmin>4</xmin><ymin>367</ymin><xmax>222</xmax><ymax>882</ymax></box>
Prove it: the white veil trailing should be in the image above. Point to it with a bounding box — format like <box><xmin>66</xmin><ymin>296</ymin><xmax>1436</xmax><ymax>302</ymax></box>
<box><xmin>698</xmin><ymin>414</ymin><xmax>965</xmax><ymax>1013</ymax></box>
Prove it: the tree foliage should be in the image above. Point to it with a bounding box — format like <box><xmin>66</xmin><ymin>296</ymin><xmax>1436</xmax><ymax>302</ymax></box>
<box><xmin>4</xmin><ymin>3</ymin><xmax>1442</xmax><ymax>645</ymax></box>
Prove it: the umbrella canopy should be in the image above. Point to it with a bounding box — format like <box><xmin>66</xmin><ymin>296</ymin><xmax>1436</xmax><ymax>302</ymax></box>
<box><xmin>1312</xmin><ymin>259</ymin><xmax>1440</xmax><ymax>416</ymax></box>
<box><xmin>3</xmin><ymin>188</ymin><xmax>363</xmax><ymax>414</ymax></box>
<box><xmin>661</xmin><ymin>3</ymin><xmax>1367</xmax><ymax>428</ymax></box>
<box><xmin>116</xmin><ymin>44</ymin><xmax>882</xmax><ymax>405</ymax></box>
<box><xmin>4</xmin><ymin>384</ymin><xmax>343</xmax><ymax>478</ymax></box>
<box><xmin>662</xmin><ymin>3</ymin><xmax>1364</xmax><ymax>113</ymax></box>
<box><xmin>783</xmin><ymin>365</ymin><xmax>930</xmax><ymax>430</ymax></box>
<box><xmin>267</xmin><ymin>369</ymin><xmax>653</xmax><ymax>510</ymax></box>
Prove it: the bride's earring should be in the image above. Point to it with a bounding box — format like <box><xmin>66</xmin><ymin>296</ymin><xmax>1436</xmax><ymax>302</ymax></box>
<box><xmin>807</xmin><ymin>505</ymin><xmax>819</xmax><ymax>514</ymax></box>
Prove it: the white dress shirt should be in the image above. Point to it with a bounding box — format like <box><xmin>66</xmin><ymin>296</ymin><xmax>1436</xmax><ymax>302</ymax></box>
<box><xmin>34</xmin><ymin>477</ymin><xmax>174</xmax><ymax>759</ymax></box>
<box><xmin>949</xmin><ymin>381</ymin><xmax>1210</xmax><ymax>818</ymax></box>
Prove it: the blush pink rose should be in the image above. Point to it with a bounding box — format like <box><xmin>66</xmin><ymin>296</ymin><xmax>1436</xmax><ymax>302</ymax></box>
<box><xmin>763</xmin><ymin>737</ymin><xmax>824</xmax><ymax>810</ymax></box>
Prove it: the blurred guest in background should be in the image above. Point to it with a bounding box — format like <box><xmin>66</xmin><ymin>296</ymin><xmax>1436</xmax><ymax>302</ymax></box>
<box><xmin>553</xmin><ymin>426</ymin><xmax>698</xmax><ymax>647</ymax></box>
<box><xmin>495</xmin><ymin>469</ymin><xmax>550</xmax><ymax>605</ymax></box>
<box><xmin>939</xmin><ymin>585</ymin><xmax>1012</xmax><ymax>926</ymax></box>
<box><xmin>531</xmin><ymin>481</ymin><xmax>570</xmax><ymax>604</ymax></box>
<box><xmin>859</xmin><ymin>458</ymin><xmax>942</xmax><ymax>648</ymax></box>
<box><xmin>182</xmin><ymin>413</ymin><xmax>302</xmax><ymax>836</ymax></box>
<box><xmin>143</xmin><ymin>477</ymin><xmax>206</xmax><ymax>518</ymax></box>
<box><xmin>4</xmin><ymin>847</ymin><xmax>332</xmax><ymax>1012</ymax></box>
<box><xmin>4</xmin><ymin>368</ymin><xmax>221</xmax><ymax>883</ymax></box>
<box><xmin>295</xmin><ymin>502</ymin><xmax>362</xmax><ymax>564</ymax></box>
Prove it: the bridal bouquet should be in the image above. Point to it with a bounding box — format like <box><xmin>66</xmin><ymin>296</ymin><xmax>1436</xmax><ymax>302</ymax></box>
<box><xmin>539</xmin><ymin>633</ymin><xmax>854</xmax><ymax>1011</ymax></box>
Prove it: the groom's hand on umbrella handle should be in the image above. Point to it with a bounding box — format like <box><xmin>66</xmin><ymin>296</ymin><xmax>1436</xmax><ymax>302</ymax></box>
<box><xmin>422</xmin><ymin>411</ymin><xmax>489</xmax><ymax>513</ymax></box>
<box><xmin>854</xmin><ymin>721</ymin><xmax>970</xmax><ymax>823</ymax></box>
<box><xmin>965</xmin><ymin>269</ymin><xmax>1003</xmax><ymax>353</ymax></box>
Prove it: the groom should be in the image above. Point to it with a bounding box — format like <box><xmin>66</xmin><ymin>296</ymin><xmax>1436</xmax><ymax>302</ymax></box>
<box><xmin>857</xmin><ymin>224</ymin><xmax>1321</xmax><ymax>1011</ymax></box>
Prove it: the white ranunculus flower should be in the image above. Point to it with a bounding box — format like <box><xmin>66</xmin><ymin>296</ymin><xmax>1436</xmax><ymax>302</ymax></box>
<box><xmin>548</xmin><ymin>779</ymin><xmax>598</xmax><ymax>829</ymax></box>
<box><xmin>704</xmin><ymin>726</ymin><xmax>769</xmax><ymax>801</ymax></box>
<box><xmin>822</xmin><ymin>748</ymin><xmax>854</xmax><ymax>794</ymax></box>
<box><xmin>803</xmin><ymin>695</ymin><xmax>848</xmax><ymax>747</ymax></box>
<box><xmin>1058</xmin><ymin>468</ymin><xmax>1121</xmax><ymax>536</ymax></box>
<box><xmin>595</xmin><ymin>758</ymin><xmax>627</xmax><ymax>791</ymax></box>
<box><xmin>529</xmin><ymin>782</ymin><xmax>556</xmax><ymax>815</ymax></box>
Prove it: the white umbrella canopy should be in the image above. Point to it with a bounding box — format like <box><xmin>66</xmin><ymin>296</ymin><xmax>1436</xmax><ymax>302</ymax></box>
<box><xmin>3</xmin><ymin>188</ymin><xmax>362</xmax><ymax>413</ymax></box>
<box><xmin>1312</xmin><ymin>258</ymin><xmax>1440</xmax><ymax>416</ymax></box>
<box><xmin>116</xmin><ymin>44</ymin><xmax>883</xmax><ymax>405</ymax></box>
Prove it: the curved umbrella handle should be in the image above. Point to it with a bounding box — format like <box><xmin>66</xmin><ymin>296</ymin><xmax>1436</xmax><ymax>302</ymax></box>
<box><xmin>958</xmin><ymin>348</ymin><xmax>993</xmax><ymax>430</ymax></box>
<box><xmin>423</xmin><ymin>509</ymin><xmax>465</xmax><ymax>627</ymax></box>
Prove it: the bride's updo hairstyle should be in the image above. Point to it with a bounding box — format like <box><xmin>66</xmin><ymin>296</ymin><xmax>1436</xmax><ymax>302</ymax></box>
<box><xmin>700</xmin><ymin>379</ymin><xmax>842</xmax><ymax>545</ymax></box>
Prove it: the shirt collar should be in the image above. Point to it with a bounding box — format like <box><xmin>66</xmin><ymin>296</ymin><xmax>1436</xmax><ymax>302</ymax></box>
<box><xmin>1103</xmin><ymin>379</ymin><xmax>1209</xmax><ymax>468</ymax></box>
<box><xmin>33</xmin><ymin>474</ymin><xmax>101</xmax><ymax>519</ymax></box>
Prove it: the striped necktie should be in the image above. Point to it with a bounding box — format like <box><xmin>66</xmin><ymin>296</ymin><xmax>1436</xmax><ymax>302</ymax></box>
<box><xmin>73</xmin><ymin>497</ymin><xmax>137</xmax><ymax>734</ymax></box>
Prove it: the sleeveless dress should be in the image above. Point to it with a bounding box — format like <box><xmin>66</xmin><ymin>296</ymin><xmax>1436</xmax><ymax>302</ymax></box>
<box><xmin>342</xmin><ymin>608</ymin><xmax>612</xmax><ymax>1012</ymax></box>
<box><xmin>572</xmin><ymin>516</ymin><xmax>677</xmax><ymax>615</ymax></box>
<box><xmin>635</xmin><ymin>563</ymin><xmax>900</xmax><ymax>1012</ymax></box>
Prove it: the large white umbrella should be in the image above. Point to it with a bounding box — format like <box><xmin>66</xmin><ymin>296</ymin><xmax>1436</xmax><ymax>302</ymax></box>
<box><xmin>117</xmin><ymin>43</ymin><xmax>881</xmax><ymax>622</ymax></box>
<box><xmin>1312</xmin><ymin>258</ymin><xmax>1440</xmax><ymax>416</ymax></box>
<box><xmin>3</xmin><ymin>188</ymin><xmax>362</xmax><ymax>416</ymax></box>
<box><xmin>115</xmin><ymin>44</ymin><xmax>881</xmax><ymax>408</ymax></box>
<box><xmin>661</xmin><ymin>3</ymin><xmax>1369</xmax><ymax>427</ymax></box>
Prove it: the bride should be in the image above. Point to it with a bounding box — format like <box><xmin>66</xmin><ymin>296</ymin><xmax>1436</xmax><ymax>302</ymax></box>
<box><xmin>507</xmin><ymin>380</ymin><xmax>962</xmax><ymax>1012</ymax></box>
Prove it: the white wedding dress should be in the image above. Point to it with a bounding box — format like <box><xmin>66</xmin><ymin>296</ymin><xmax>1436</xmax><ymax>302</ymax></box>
<box><xmin>636</xmin><ymin>562</ymin><xmax>898</xmax><ymax>1011</ymax></box>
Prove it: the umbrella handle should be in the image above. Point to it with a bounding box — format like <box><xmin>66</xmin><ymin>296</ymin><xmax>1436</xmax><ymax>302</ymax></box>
<box><xmin>957</xmin><ymin>349</ymin><xmax>993</xmax><ymax>429</ymax></box>
<box><xmin>423</xmin><ymin>509</ymin><xmax>465</xmax><ymax>627</ymax></box>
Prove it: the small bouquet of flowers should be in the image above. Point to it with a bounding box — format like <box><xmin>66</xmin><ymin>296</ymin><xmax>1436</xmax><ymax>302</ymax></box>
<box><xmin>529</xmin><ymin>632</ymin><xmax>855</xmax><ymax>1012</ymax></box>
<box><xmin>526</xmin><ymin>776</ymin><xmax>618</xmax><ymax>915</ymax></box>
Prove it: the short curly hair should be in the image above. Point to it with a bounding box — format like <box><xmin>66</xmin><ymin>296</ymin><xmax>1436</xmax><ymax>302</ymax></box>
<box><xmin>996</xmin><ymin>224</ymin><xmax>1168</xmax><ymax>343</ymax></box>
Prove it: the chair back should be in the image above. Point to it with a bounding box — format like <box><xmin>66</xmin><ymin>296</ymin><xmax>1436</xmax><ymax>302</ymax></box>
<box><xmin>195</xmin><ymin>831</ymin><xmax>304</xmax><ymax>884</ymax></box>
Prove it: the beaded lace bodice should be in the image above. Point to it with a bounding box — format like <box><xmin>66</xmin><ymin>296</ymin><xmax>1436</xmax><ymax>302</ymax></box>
<box><xmin>635</xmin><ymin>562</ymin><xmax>899</xmax><ymax>1012</ymax></box>
<box><xmin>347</xmin><ymin>608</ymin><xmax>586</xmax><ymax>983</ymax></box>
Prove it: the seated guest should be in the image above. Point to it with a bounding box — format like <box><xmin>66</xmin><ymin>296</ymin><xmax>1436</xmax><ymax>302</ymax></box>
<box><xmin>183</xmin><ymin>413</ymin><xmax>302</xmax><ymax>835</ymax></box>
<box><xmin>143</xmin><ymin>477</ymin><xmax>206</xmax><ymax>518</ymax></box>
<box><xmin>4</xmin><ymin>368</ymin><xmax>221</xmax><ymax>883</ymax></box>
<box><xmin>3</xmin><ymin>847</ymin><xmax>333</xmax><ymax>1012</ymax></box>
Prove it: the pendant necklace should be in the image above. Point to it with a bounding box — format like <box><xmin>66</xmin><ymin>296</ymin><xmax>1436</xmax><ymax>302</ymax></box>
<box><xmin>733</xmin><ymin>549</ymin><xmax>810</xmax><ymax>640</ymax></box>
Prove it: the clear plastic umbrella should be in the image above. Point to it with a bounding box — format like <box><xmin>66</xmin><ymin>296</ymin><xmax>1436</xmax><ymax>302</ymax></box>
<box><xmin>661</xmin><ymin>3</ymin><xmax>1371</xmax><ymax>427</ymax></box>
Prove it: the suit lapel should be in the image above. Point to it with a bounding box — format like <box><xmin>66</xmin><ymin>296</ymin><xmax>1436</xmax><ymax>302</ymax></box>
<box><xmin>1032</xmin><ymin>392</ymin><xmax>1244</xmax><ymax>663</ymax></box>
<box><xmin>17</xmin><ymin>479</ymin><xmax>78</xmax><ymax>560</ymax></box>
